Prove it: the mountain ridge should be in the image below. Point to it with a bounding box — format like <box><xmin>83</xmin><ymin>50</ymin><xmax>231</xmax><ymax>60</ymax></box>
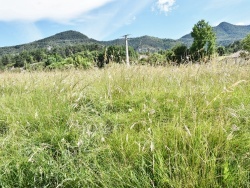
<box><xmin>179</xmin><ymin>22</ymin><xmax>250</xmax><ymax>46</ymax></box>
<box><xmin>0</xmin><ymin>22</ymin><xmax>250</xmax><ymax>55</ymax></box>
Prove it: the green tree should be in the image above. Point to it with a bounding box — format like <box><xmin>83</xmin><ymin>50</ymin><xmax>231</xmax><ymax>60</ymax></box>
<box><xmin>72</xmin><ymin>54</ymin><xmax>92</xmax><ymax>69</ymax></box>
<box><xmin>242</xmin><ymin>33</ymin><xmax>250</xmax><ymax>52</ymax></box>
<box><xmin>225</xmin><ymin>41</ymin><xmax>242</xmax><ymax>53</ymax></box>
<box><xmin>96</xmin><ymin>51</ymin><xmax>106</xmax><ymax>68</ymax></box>
<box><xmin>106</xmin><ymin>46</ymin><xmax>124</xmax><ymax>63</ymax></box>
<box><xmin>31</xmin><ymin>49</ymin><xmax>46</xmax><ymax>62</ymax></box>
<box><xmin>217</xmin><ymin>46</ymin><xmax>226</xmax><ymax>56</ymax></box>
<box><xmin>13</xmin><ymin>54</ymin><xmax>26</xmax><ymax>67</ymax></box>
<box><xmin>165</xmin><ymin>49</ymin><xmax>175</xmax><ymax>63</ymax></box>
<box><xmin>1</xmin><ymin>55</ymin><xmax>12</xmax><ymax>66</ymax></box>
<box><xmin>190</xmin><ymin>20</ymin><xmax>216</xmax><ymax>60</ymax></box>
<box><xmin>106</xmin><ymin>45</ymin><xmax>137</xmax><ymax>64</ymax></box>
<box><xmin>148</xmin><ymin>53</ymin><xmax>165</xmax><ymax>66</ymax></box>
<box><xmin>172</xmin><ymin>44</ymin><xmax>188</xmax><ymax>63</ymax></box>
<box><xmin>45</xmin><ymin>56</ymin><xmax>57</xmax><ymax>66</ymax></box>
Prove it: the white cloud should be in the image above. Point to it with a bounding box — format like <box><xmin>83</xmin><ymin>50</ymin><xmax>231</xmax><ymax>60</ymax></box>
<box><xmin>0</xmin><ymin>0</ymin><xmax>114</xmax><ymax>22</ymax></box>
<box><xmin>155</xmin><ymin>0</ymin><xmax>176</xmax><ymax>13</ymax></box>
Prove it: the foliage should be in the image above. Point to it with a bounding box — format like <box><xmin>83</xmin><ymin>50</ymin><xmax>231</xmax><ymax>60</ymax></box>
<box><xmin>225</xmin><ymin>41</ymin><xmax>243</xmax><ymax>54</ymax></box>
<box><xmin>180</xmin><ymin>22</ymin><xmax>250</xmax><ymax>47</ymax></box>
<box><xmin>148</xmin><ymin>53</ymin><xmax>166</xmax><ymax>66</ymax></box>
<box><xmin>0</xmin><ymin>64</ymin><xmax>249</xmax><ymax>187</ymax></box>
<box><xmin>217</xmin><ymin>46</ymin><xmax>226</xmax><ymax>56</ymax></box>
<box><xmin>0</xmin><ymin>55</ymin><xmax>11</xmax><ymax>66</ymax></box>
<box><xmin>239</xmin><ymin>51</ymin><xmax>249</xmax><ymax>60</ymax></box>
<box><xmin>45</xmin><ymin>56</ymin><xmax>57</xmax><ymax>66</ymax></box>
<box><xmin>172</xmin><ymin>44</ymin><xmax>189</xmax><ymax>63</ymax></box>
<box><xmin>214</xmin><ymin>22</ymin><xmax>250</xmax><ymax>46</ymax></box>
<box><xmin>73</xmin><ymin>54</ymin><xmax>92</xmax><ymax>69</ymax></box>
<box><xmin>1</xmin><ymin>23</ymin><xmax>250</xmax><ymax>56</ymax></box>
<box><xmin>106</xmin><ymin>46</ymin><xmax>125</xmax><ymax>63</ymax></box>
<box><xmin>165</xmin><ymin>49</ymin><xmax>175</xmax><ymax>63</ymax></box>
<box><xmin>104</xmin><ymin>36</ymin><xmax>178</xmax><ymax>53</ymax></box>
<box><xmin>31</xmin><ymin>49</ymin><xmax>47</xmax><ymax>62</ymax></box>
<box><xmin>0</xmin><ymin>31</ymin><xmax>101</xmax><ymax>56</ymax></box>
<box><xmin>96</xmin><ymin>51</ymin><xmax>108</xmax><ymax>68</ymax></box>
<box><xmin>106</xmin><ymin>45</ymin><xmax>138</xmax><ymax>63</ymax></box>
<box><xmin>25</xmin><ymin>62</ymin><xmax>45</xmax><ymax>71</ymax></box>
<box><xmin>95</xmin><ymin>45</ymin><xmax>138</xmax><ymax>67</ymax></box>
<box><xmin>190</xmin><ymin>20</ymin><xmax>216</xmax><ymax>60</ymax></box>
<box><xmin>242</xmin><ymin>33</ymin><xmax>250</xmax><ymax>52</ymax></box>
<box><xmin>0</xmin><ymin>44</ymin><xmax>139</xmax><ymax>70</ymax></box>
<box><xmin>137</xmin><ymin>44</ymin><xmax>189</xmax><ymax>66</ymax></box>
<box><xmin>160</xmin><ymin>44</ymin><xmax>189</xmax><ymax>64</ymax></box>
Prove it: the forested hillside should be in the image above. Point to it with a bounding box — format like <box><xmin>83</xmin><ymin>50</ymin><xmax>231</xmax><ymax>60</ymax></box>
<box><xmin>0</xmin><ymin>31</ymin><xmax>99</xmax><ymax>56</ymax></box>
<box><xmin>0</xmin><ymin>22</ymin><xmax>249</xmax><ymax>56</ymax></box>
<box><xmin>180</xmin><ymin>22</ymin><xmax>250</xmax><ymax>46</ymax></box>
<box><xmin>103</xmin><ymin>35</ymin><xmax>178</xmax><ymax>53</ymax></box>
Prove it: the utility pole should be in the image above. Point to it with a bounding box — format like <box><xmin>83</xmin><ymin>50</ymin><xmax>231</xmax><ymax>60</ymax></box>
<box><xmin>123</xmin><ymin>34</ymin><xmax>130</xmax><ymax>66</ymax></box>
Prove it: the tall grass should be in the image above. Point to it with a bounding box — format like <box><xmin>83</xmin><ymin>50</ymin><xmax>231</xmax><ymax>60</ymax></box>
<box><xmin>0</xmin><ymin>62</ymin><xmax>249</xmax><ymax>187</ymax></box>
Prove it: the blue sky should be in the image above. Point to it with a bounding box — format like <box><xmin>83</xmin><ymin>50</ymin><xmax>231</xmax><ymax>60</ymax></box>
<box><xmin>0</xmin><ymin>0</ymin><xmax>250</xmax><ymax>47</ymax></box>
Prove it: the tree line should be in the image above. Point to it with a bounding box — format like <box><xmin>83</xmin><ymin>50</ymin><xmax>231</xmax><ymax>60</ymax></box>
<box><xmin>0</xmin><ymin>44</ymin><xmax>138</xmax><ymax>70</ymax></box>
<box><xmin>1</xmin><ymin>20</ymin><xmax>250</xmax><ymax>70</ymax></box>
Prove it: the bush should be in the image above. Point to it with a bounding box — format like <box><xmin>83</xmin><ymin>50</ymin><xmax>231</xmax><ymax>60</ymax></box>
<box><xmin>172</xmin><ymin>44</ymin><xmax>189</xmax><ymax>63</ymax></box>
<box><xmin>242</xmin><ymin>34</ymin><xmax>250</xmax><ymax>52</ymax></box>
<box><xmin>148</xmin><ymin>53</ymin><xmax>166</xmax><ymax>66</ymax></box>
<box><xmin>217</xmin><ymin>46</ymin><xmax>226</xmax><ymax>56</ymax></box>
<box><xmin>26</xmin><ymin>62</ymin><xmax>45</xmax><ymax>71</ymax></box>
<box><xmin>73</xmin><ymin>55</ymin><xmax>92</xmax><ymax>69</ymax></box>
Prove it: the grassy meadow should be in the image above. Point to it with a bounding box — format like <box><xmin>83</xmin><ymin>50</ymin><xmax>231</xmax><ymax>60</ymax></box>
<box><xmin>0</xmin><ymin>62</ymin><xmax>250</xmax><ymax>187</ymax></box>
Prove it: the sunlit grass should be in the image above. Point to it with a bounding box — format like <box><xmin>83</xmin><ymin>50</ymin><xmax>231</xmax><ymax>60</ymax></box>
<box><xmin>0</xmin><ymin>62</ymin><xmax>249</xmax><ymax>187</ymax></box>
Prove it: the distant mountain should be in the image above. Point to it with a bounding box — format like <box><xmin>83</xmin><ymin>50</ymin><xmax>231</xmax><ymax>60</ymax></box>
<box><xmin>0</xmin><ymin>32</ymin><xmax>180</xmax><ymax>55</ymax></box>
<box><xmin>214</xmin><ymin>22</ymin><xmax>250</xmax><ymax>45</ymax></box>
<box><xmin>103</xmin><ymin>35</ymin><xmax>178</xmax><ymax>52</ymax></box>
<box><xmin>0</xmin><ymin>31</ymin><xmax>99</xmax><ymax>56</ymax></box>
<box><xmin>0</xmin><ymin>22</ymin><xmax>250</xmax><ymax>56</ymax></box>
<box><xmin>36</xmin><ymin>30</ymin><xmax>98</xmax><ymax>46</ymax></box>
<box><xmin>179</xmin><ymin>22</ymin><xmax>250</xmax><ymax>46</ymax></box>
